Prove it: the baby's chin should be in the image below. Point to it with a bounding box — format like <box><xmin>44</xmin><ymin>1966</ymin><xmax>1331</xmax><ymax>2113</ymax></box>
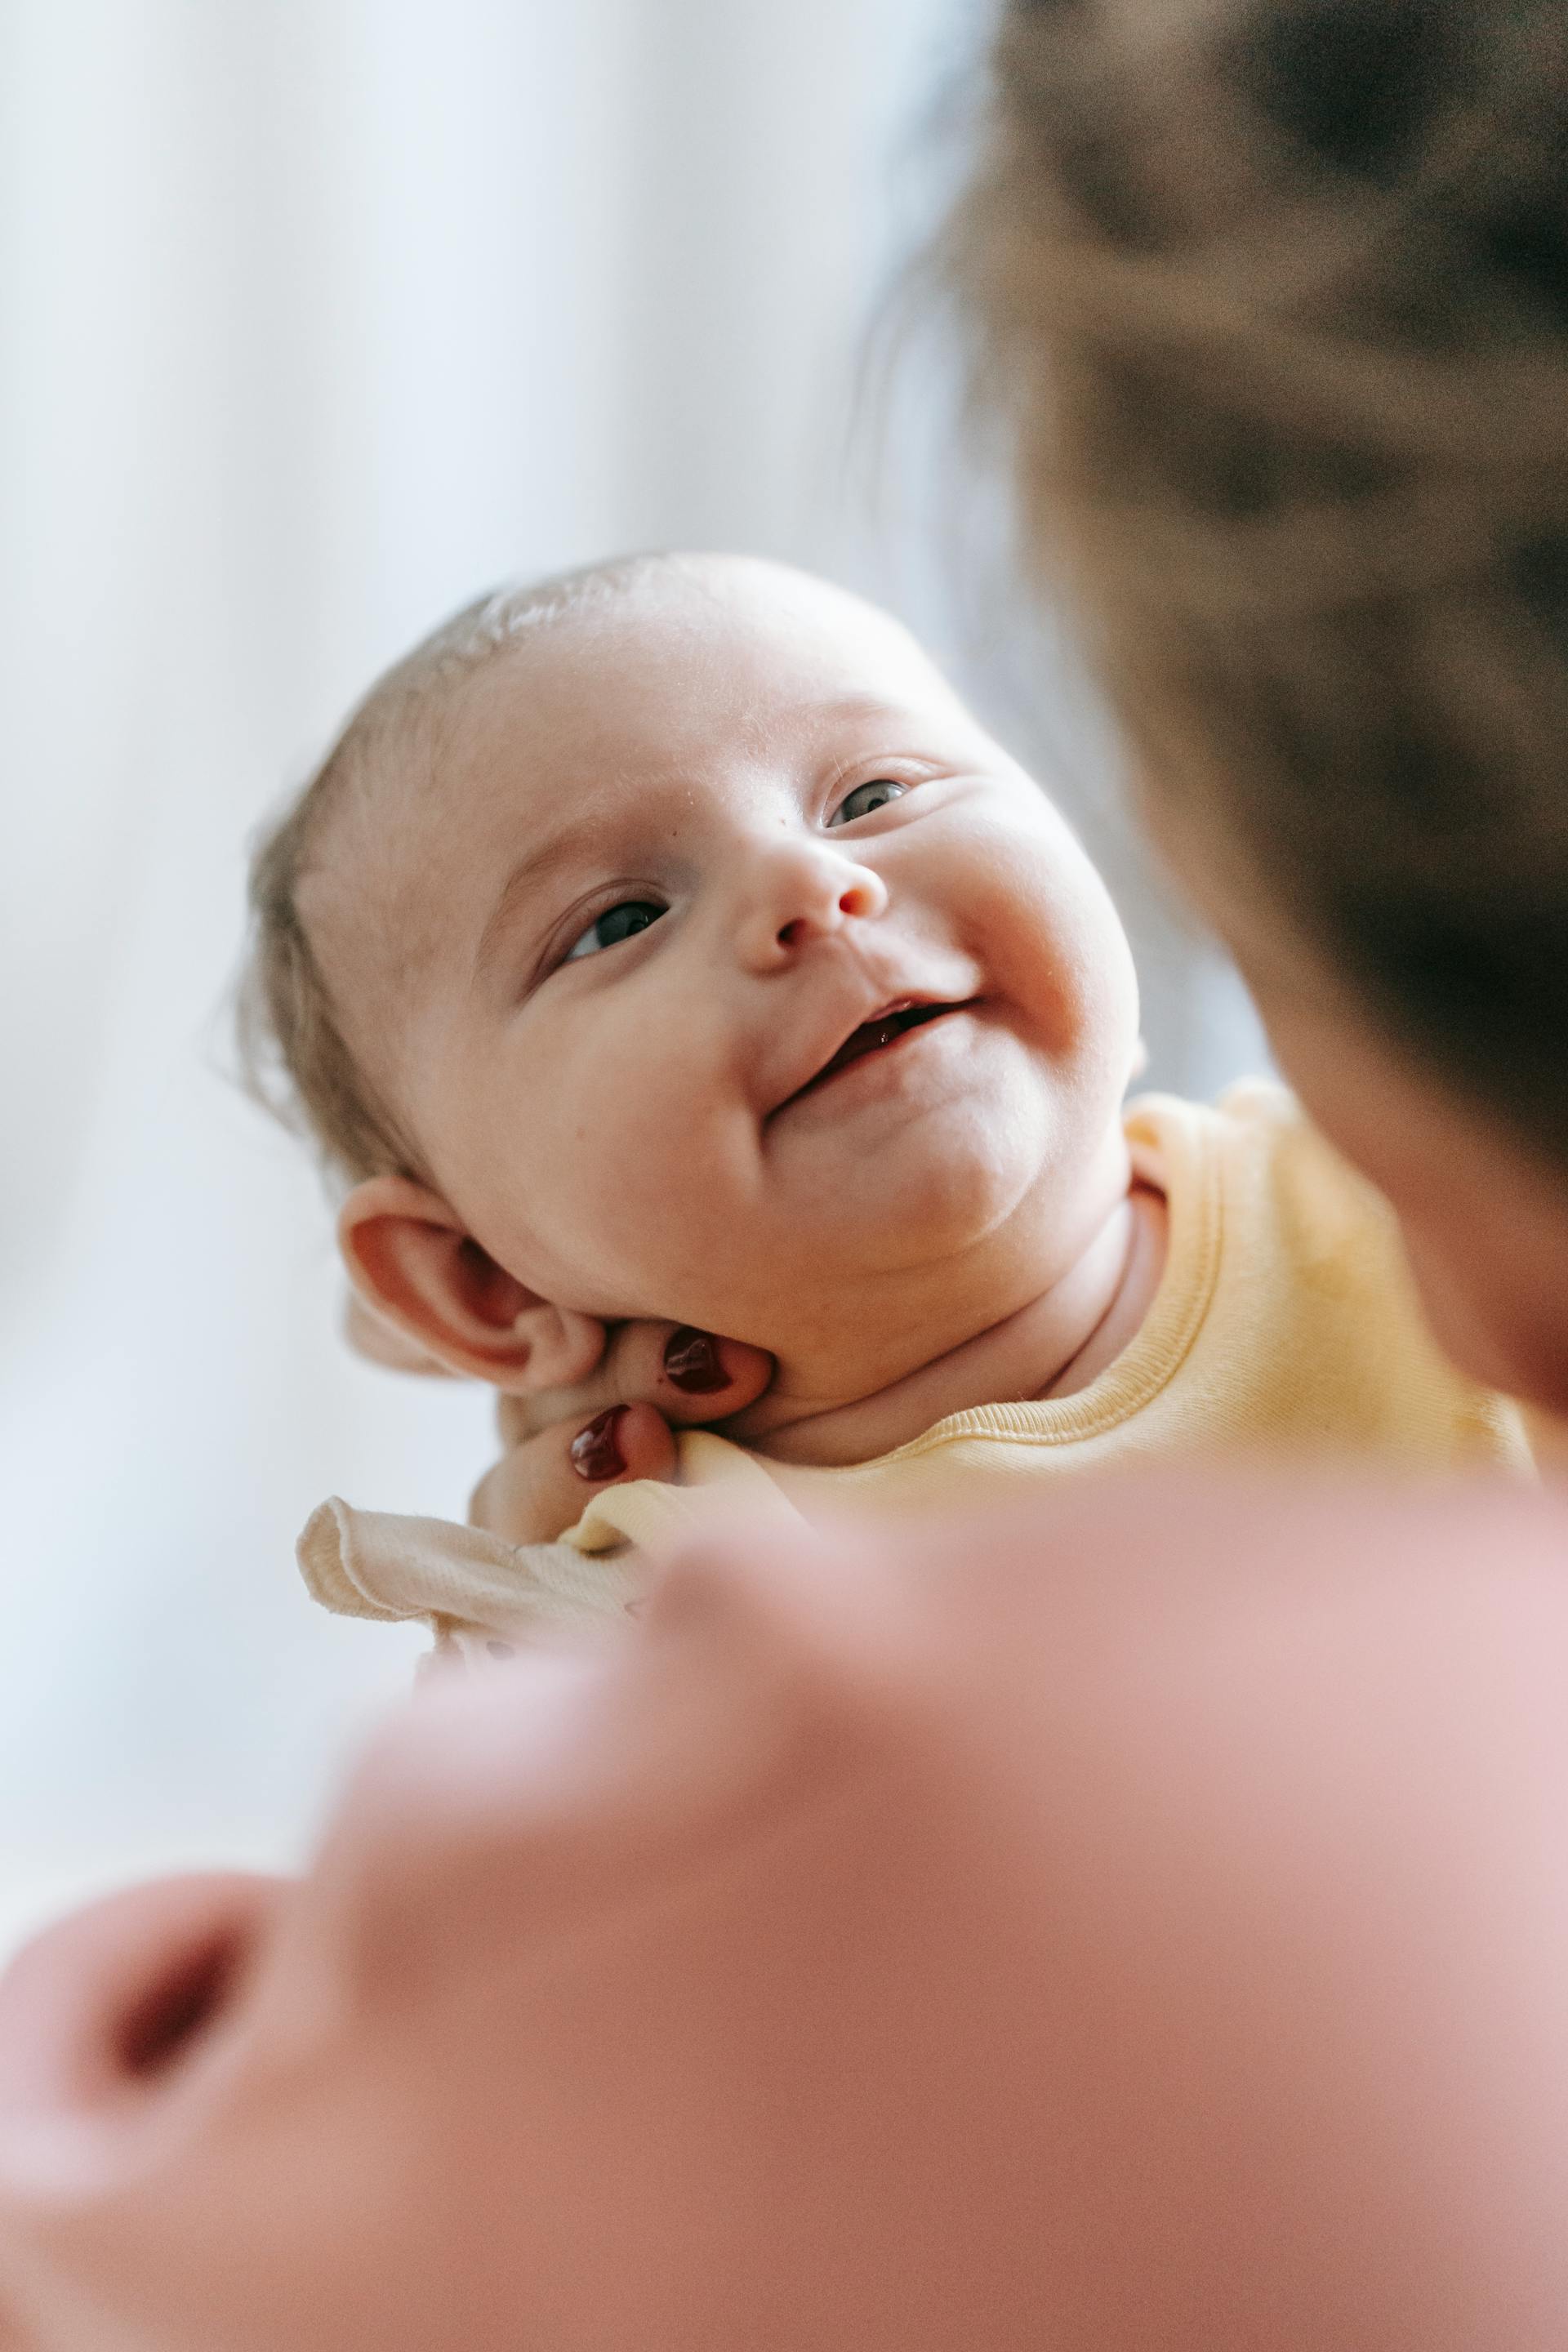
<box><xmin>655</xmin><ymin>1156</ymin><xmax>1067</xmax><ymax>1352</ymax></box>
<box><xmin>554</xmin><ymin>1057</ymin><xmax>1107</xmax><ymax>1345</ymax></box>
<box><xmin>795</xmin><ymin>1089</ymin><xmax>1070</xmax><ymax>1240</ymax></box>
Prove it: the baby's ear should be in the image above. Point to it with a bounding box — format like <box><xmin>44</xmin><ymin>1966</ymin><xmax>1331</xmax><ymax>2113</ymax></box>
<box><xmin>337</xmin><ymin>1177</ymin><xmax>606</xmax><ymax>1393</ymax></box>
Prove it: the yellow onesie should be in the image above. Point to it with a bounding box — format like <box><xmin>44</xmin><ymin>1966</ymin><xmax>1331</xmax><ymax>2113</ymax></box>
<box><xmin>299</xmin><ymin>1084</ymin><xmax>1533</xmax><ymax>1659</ymax></box>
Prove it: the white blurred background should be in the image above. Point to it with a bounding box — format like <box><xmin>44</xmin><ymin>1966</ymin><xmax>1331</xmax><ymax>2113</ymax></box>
<box><xmin>0</xmin><ymin>0</ymin><xmax>1265</xmax><ymax>1953</ymax></box>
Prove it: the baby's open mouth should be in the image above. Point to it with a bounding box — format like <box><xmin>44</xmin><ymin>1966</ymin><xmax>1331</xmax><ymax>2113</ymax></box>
<box><xmin>795</xmin><ymin>999</ymin><xmax>964</xmax><ymax>1098</ymax></box>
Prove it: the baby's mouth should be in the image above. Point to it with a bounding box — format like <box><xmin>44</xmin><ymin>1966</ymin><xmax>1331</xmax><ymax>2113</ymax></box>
<box><xmin>794</xmin><ymin>999</ymin><xmax>965</xmax><ymax>1100</ymax></box>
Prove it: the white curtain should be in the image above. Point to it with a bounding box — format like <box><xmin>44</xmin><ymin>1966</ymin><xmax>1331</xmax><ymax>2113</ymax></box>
<box><xmin>0</xmin><ymin>0</ymin><xmax>1266</xmax><ymax>1950</ymax></box>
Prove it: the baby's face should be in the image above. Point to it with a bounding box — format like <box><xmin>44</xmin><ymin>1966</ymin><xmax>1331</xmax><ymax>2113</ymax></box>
<box><xmin>323</xmin><ymin>562</ymin><xmax>1138</xmax><ymax>1356</ymax></box>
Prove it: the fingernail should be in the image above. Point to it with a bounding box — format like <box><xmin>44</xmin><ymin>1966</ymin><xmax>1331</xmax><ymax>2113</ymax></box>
<box><xmin>570</xmin><ymin>1406</ymin><xmax>628</xmax><ymax>1482</ymax></box>
<box><xmin>664</xmin><ymin>1327</ymin><xmax>727</xmax><ymax>1395</ymax></box>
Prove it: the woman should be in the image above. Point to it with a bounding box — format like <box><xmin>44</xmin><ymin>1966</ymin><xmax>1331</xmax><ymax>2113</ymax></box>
<box><xmin>953</xmin><ymin>0</ymin><xmax>1568</xmax><ymax>1425</ymax></box>
<box><xmin>2</xmin><ymin>2</ymin><xmax>1566</xmax><ymax>2341</ymax></box>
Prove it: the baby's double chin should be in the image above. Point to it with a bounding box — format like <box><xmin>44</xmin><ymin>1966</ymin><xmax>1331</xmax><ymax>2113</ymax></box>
<box><xmin>724</xmin><ymin>1209</ymin><xmax>1137</xmax><ymax>1470</ymax></box>
<box><xmin>725</xmin><ymin>1331</ymin><xmax>1013</xmax><ymax>1468</ymax></box>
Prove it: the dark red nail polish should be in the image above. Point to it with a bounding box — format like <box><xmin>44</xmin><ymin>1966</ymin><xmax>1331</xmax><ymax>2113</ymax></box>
<box><xmin>664</xmin><ymin>1326</ymin><xmax>727</xmax><ymax>1394</ymax></box>
<box><xmin>570</xmin><ymin>1406</ymin><xmax>628</xmax><ymax>1482</ymax></box>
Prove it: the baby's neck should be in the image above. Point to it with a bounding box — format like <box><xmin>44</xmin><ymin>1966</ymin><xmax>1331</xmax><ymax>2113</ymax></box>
<box><xmin>723</xmin><ymin>1179</ymin><xmax>1168</xmax><ymax>1470</ymax></box>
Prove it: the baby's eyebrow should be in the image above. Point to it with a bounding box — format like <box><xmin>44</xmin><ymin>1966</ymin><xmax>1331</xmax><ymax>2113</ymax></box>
<box><xmin>470</xmin><ymin>821</ymin><xmax>602</xmax><ymax>990</ymax></box>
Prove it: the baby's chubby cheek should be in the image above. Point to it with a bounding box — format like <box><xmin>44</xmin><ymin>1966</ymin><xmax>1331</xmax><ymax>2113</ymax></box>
<box><xmin>970</xmin><ymin>815</ymin><xmax>1139</xmax><ymax>1082</ymax></box>
<box><xmin>463</xmin><ymin>1043</ymin><xmax>745</xmax><ymax>1327</ymax></box>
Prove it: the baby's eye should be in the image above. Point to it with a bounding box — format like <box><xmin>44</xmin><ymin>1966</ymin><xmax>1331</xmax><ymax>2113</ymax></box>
<box><xmin>829</xmin><ymin>778</ymin><xmax>909</xmax><ymax>827</ymax></box>
<box><xmin>563</xmin><ymin>900</ymin><xmax>666</xmax><ymax>963</ymax></box>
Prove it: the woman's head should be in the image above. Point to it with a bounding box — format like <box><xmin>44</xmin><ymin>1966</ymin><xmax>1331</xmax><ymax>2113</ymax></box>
<box><xmin>5</xmin><ymin>1488</ymin><xmax>1568</xmax><ymax>2349</ymax></box>
<box><xmin>956</xmin><ymin>0</ymin><xmax>1568</xmax><ymax>1405</ymax></box>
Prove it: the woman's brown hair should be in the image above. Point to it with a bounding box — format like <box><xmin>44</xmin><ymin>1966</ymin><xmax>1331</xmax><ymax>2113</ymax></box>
<box><xmin>953</xmin><ymin>0</ymin><xmax>1568</xmax><ymax>1168</ymax></box>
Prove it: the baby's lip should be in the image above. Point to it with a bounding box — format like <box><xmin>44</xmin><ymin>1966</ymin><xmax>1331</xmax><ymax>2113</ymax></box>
<box><xmin>771</xmin><ymin>995</ymin><xmax>973</xmax><ymax>1114</ymax></box>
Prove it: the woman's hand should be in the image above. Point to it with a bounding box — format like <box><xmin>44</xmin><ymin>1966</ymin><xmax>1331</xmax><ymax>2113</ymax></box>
<box><xmin>469</xmin><ymin>1322</ymin><xmax>773</xmax><ymax>1547</ymax></box>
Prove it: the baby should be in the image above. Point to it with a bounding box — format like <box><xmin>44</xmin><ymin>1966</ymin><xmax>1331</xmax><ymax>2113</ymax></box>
<box><xmin>244</xmin><ymin>554</ymin><xmax>1532</xmax><ymax>1660</ymax></box>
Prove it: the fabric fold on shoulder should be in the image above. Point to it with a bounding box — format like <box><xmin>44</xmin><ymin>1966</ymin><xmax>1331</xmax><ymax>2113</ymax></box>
<box><xmin>297</xmin><ymin>1497</ymin><xmax>639</xmax><ymax>1642</ymax></box>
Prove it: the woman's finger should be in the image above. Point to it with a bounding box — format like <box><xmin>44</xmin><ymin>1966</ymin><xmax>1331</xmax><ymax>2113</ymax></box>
<box><xmin>602</xmin><ymin>1323</ymin><xmax>773</xmax><ymax>1426</ymax></box>
<box><xmin>497</xmin><ymin>1324</ymin><xmax>773</xmax><ymax>1449</ymax></box>
<box><xmin>469</xmin><ymin>1401</ymin><xmax>677</xmax><ymax>1548</ymax></box>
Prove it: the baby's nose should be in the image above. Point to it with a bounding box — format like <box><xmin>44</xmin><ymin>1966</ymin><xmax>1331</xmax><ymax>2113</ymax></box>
<box><xmin>737</xmin><ymin>841</ymin><xmax>889</xmax><ymax>971</ymax></box>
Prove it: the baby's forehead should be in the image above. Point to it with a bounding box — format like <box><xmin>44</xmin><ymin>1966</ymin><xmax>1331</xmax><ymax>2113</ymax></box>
<box><xmin>447</xmin><ymin>564</ymin><xmax>964</xmax><ymax>767</ymax></box>
<box><xmin>387</xmin><ymin>565</ymin><xmax>956</xmax><ymax>843</ymax></box>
